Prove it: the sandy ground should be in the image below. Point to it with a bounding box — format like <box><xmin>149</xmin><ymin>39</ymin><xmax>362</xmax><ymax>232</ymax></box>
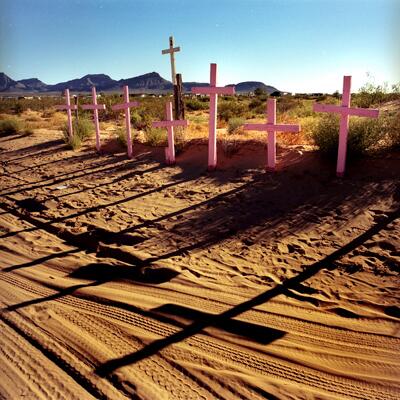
<box><xmin>0</xmin><ymin>128</ymin><xmax>399</xmax><ymax>400</ymax></box>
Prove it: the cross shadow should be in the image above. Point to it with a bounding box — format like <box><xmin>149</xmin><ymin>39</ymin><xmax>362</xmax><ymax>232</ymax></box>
<box><xmin>94</xmin><ymin>206</ymin><xmax>400</xmax><ymax>376</ymax></box>
<box><xmin>3</xmin><ymin>262</ymin><xmax>180</xmax><ymax>313</ymax></box>
<box><xmin>2</xmin><ymin>139</ymin><xmax>65</xmax><ymax>162</ymax></box>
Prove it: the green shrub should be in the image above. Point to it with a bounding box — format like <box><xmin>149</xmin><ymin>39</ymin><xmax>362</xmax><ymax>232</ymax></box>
<box><xmin>310</xmin><ymin>114</ymin><xmax>383</xmax><ymax>157</ymax></box>
<box><xmin>0</xmin><ymin>118</ymin><xmax>22</xmax><ymax>135</ymax></box>
<box><xmin>218</xmin><ymin>101</ymin><xmax>246</xmax><ymax>121</ymax></box>
<box><xmin>185</xmin><ymin>98</ymin><xmax>209</xmax><ymax>111</ymax></box>
<box><xmin>130</xmin><ymin>110</ymin><xmax>152</xmax><ymax>130</ymax></box>
<box><xmin>116</xmin><ymin>127</ymin><xmax>127</xmax><ymax>147</ymax></box>
<box><xmin>221</xmin><ymin>138</ymin><xmax>240</xmax><ymax>157</ymax></box>
<box><xmin>13</xmin><ymin>102</ymin><xmax>25</xmax><ymax>115</ymax></box>
<box><xmin>62</xmin><ymin>117</ymin><xmax>93</xmax><ymax>148</ymax></box>
<box><xmin>65</xmin><ymin>134</ymin><xmax>82</xmax><ymax>150</ymax></box>
<box><xmin>174</xmin><ymin>126</ymin><xmax>187</xmax><ymax>154</ymax></box>
<box><xmin>143</xmin><ymin>127</ymin><xmax>166</xmax><ymax>146</ymax></box>
<box><xmin>227</xmin><ymin>117</ymin><xmax>245</xmax><ymax>134</ymax></box>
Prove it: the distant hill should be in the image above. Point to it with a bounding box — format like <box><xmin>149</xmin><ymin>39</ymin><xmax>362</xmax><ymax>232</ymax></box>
<box><xmin>47</xmin><ymin>74</ymin><xmax>119</xmax><ymax>92</ymax></box>
<box><xmin>0</xmin><ymin>72</ymin><xmax>279</xmax><ymax>96</ymax></box>
<box><xmin>0</xmin><ymin>73</ymin><xmax>26</xmax><ymax>92</ymax></box>
<box><xmin>119</xmin><ymin>72</ymin><xmax>173</xmax><ymax>93</ymax></box>
<box><xmin>227</xmin><ymin>81</ymin><xmax>278</xmax><ymax>94</ymax></box>
<box><xmin>18</xmin><ymin>78</ymin><xmax>48</xmax><ymax>91</ymax></box>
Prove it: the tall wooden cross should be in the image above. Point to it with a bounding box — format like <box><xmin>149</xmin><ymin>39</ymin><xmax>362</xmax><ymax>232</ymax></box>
<box><xmin>162</xmin><ymin>36</ymin><xmax>181</xmax><ymax>85</ymax></box>
<box><xmin>191</xmin><ymin>63</ymin><xmax>235</xmax><ymax>170</ymax></box>
<box><xmin>313</xmin><ymin>76</ymin><xmax>379</xmax><ymax>177</ymax></box>
<box><xmin>244</xmin><ymin>98</ymin><xmax>300</xmax><ymax>171</ymax></box>
<box><xmin>82</xmin><ymin>86</ymin><xmax>106</xmax><ymax>152</ymax></box>
<box><xmin>55</xmin><ymin>89</ymin><xmax>77</xmax><ymax>139</ymax></box>
<box><xmin>152</xmin><ymin>101</ymin><xmax>188</xmax><ymax>165</ymax></box>
<box><xmin>112</xmin><ymin>85</ymin><xmax>140</xmax><ymax>159</ymax></box>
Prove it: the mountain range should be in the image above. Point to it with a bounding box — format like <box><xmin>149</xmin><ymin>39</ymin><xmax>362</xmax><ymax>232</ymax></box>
<box><xmin>0</xmin><ymin>72</ymin><xmax>279</xmax><ymax>95</ymax></box>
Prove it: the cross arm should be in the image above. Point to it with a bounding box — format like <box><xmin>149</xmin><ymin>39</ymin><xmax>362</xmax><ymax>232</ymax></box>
<box><xmin>112</xmin><ymin>101</ymin><xmax>140</xmax><ymax>111</ymax></box>
<box><xmin>82</xmin><ymin>104</ymin><xmax>106</xmax><ymax>111</ymax></box>
<box><xmin>152</xmin><ymin>120</ymin><xmax>189</xmax><ymax>128</ymax></box>
<box><xmin>162</xmin><ymin>46</ymin><xmax>181</xmax><ymax>55</ymax></box>
<box><xmin>56</xmin><ymin>104</ymin><xmax>77</xmax><ymax>111</ymax></box>
<box><xmin>274</xmin><ymin>124</ymin><xmax>301</xmax><ymax>132</ymax></box>
<box><xmin>191</xmin><ymin>86</ymin><xmax>235</xmax><ymax>95</ymax></box>
<box><xmin>347</xmin><ymin>107</ymin><xmax>379</xmax><ymax>118</ymax></box>
<box><xmin>314</xmin><ymin>103</ymin><xmax>379</xmax><ymax>118</ymax></box>
<box><xmin>244</xmin><ymin>123</ymin><xmax>300</xmax><ymax>132</ymax></box>
<box><xmin>313</xmin><ymin>103</ymin><xmax>341</xmax><ymax>114</ymax></box>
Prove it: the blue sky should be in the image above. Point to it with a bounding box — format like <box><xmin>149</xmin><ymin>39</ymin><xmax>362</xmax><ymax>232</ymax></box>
<box><xmin>0</xmin><ymin>0</ymin><xmax>398</xmax><ymax>93</ymax></box>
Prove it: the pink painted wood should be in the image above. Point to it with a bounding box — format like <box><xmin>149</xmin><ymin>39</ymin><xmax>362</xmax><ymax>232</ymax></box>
<box><xmin>55</xmin><ymin>89</ymin><xmax>77</xmax><ymax>138</ymax></box>
<box><xmin>313</xmin><ymin>76</ymin><xmax>379</xmax><ymax>177</ymax></box>
<box><xmin>111</xmin><ymin>86</ymin><xmax>139</xmax><ymax>158</ymax></box>
<box><xmin>81</xmin><ymin>86</ymin><xmax>106</xmax><ymax>152</ymax></box>
<box><xmin>243</xmin><ymin>98</ymin><xmax>300</xmax><ymax>171</ymax></box>
<box><xmin>191</xmin><ymin>63</ymin><xmax>235</xmax><ymax>169</ymax></box>
<box><xmin>152</xmin><ymin>101</ymin><xmax>188</xmax><ymax>164</ymax></box>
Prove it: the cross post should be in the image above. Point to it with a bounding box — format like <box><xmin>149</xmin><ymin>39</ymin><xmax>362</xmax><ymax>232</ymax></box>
<box><xmin>55</xmin><ymin>89</ymin><xmax>77</xmax><ymax>139</ymax></box>
<box><xmin>313</xmin><ymin>76</ymin><xmax>379</xmax><ymax>177</ymax></box>
<box><xmin>82</xmin><ymin>86</ymin><xmax>106</xmax><ymax>152</ymax></box>
<box><xmin>162</xmin><ymin>36</ymin><xmax>181</xmax><ymax>85</ymax></box>
<box><xmin>152</xmin><ymin>101</ymin><xmax>188</xmax><ymax>164</ymax></box>
<box><xmin>191</xmin><ymin>63</ymin><xmax>235</xmax><ymax>170</ymax></box>
<box><xmin>112</xmin><ymin>85</ymin><xmax>140</xmax><ymax>159</ymax></box>
<box><xmin>244</xmin><ymin>98</ymin><xmax>300</xmax><ymax>171</ymax></box>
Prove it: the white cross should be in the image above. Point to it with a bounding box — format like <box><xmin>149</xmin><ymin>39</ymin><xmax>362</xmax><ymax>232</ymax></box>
<box><xmin>162</xmin><ymin>36</ymin><xmax>181</xmax><ymax>85</ymax></box>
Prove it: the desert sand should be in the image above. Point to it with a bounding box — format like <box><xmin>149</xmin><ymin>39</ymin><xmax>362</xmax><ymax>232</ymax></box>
<box><xmin>0</xmin><ymin>127</ymin><xmax>399</xmax><ymax>399</ymax></box>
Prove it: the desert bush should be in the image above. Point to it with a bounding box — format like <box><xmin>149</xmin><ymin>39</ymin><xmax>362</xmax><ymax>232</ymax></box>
<box><xmin>221</xmin><ymin>138</ymin><xmax>240</xmax><ymax>157</ymax></box>
<box><xmin>277</xmin><ymin>98</ymin><xmax>300</xmax><ymax>113</ymax></box>
<box><xmin>130</xmin><ymin>110</ymin><xmax>153</xmax><ymax>130</ymax></box>
<box><xmin>353</xmin><ymin>82</ymin><xmax>400</xmax><ymax>108</ymax></box>
<box><xmin>143</xmin><ymin>127</ymin><xmax>166</xmax><ymax>146</ymax></box>
<box><xmin>227</xmin><ymin>117</ymin><xmax>245</xmax><ymax>135</ymax></box>
<box><xmin>0</xmin><ymin>118</ymin><xmax>22</xmax><ymax>135</ymax></box>
<box><xmin>218</xmin><ymin>101</ymin><xmax>246</xmax><ymax>121</ymax></box>
<box><xmin>115</xmin><ymin>127</ymin><xmax>128</xmax><ymax>147</ymax></box>
<box><xmin>174</xmin><ymin>126</ymin><xmax>187</xmax><ymax>154</ymax></box>
<box><xmin>185</xmin><ymin>98</ymin><xmax>209</xmax><ymax>111</ymax></box>
<box><xmin>62</xmin><ymin>117</ymin><xmax>93</xmax><ymax>148</ymax></box>
<box><xmin>65</xmin><ymin>134</ymin><xmax>82</xmax><ymax>150</ymax></box>
<box><xmin>309</xmin><ymin>114</ymin><xmax>384</xmax><ymax>157</ymax></box>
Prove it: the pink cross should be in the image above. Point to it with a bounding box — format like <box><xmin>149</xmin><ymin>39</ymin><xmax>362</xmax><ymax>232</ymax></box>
<box><xmin>313</xmin><ymin>76</ymin><xmax>379</xmax><ymax>177</ymax></box>
<box><xmin>55</xmin><ymin>89</ymin><xmax>77</xmax><ymax>139</ymax></box>
<box><xmin>82</xmin><ymin>86</ymin><xmax>106</xmax><ymax>152</ymax></box>
<box><xmin>152</xmin><ymin>101</ymin><xmax>188</xmax><ymax>165</ymax></box>
<box><xmin>191</xmin><ymin>63</ymin><xmax>235</xmax><ymax>170</ymax></box>
<box><xmin>112</xmin><ymin>85</ymin><xmax>140</xmax><ymax>158</ymax></box>
<box><xmin>243</xmin><ymin>98</ymin><xmax>300</xmax><ymax>171</ymax></box>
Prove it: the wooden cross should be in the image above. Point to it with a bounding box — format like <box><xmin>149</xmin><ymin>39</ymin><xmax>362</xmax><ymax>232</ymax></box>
<box><xmin>313</xmin><ymin>76</ymin><xmax>379</xmax><ymax>177</ymax></box>
<box><xmin>191</xmin><ymin>63</ymin><xmax>235</xmax><ymax>170</ymax></box>
<box><xmin>162</xmin><ymin>36</ymin><xmax>181</xmax><ymax>85</ymax></box>
<box><xmin>82</xmin><ymin>86</ymin><xmax>106</xmax><ymax>152</ymax></box>
<box><xmin>55</xmin><ymin>89</ymin><xmax>77</xmax><ymax>139</ymax></box>
<box><xmin>244</xmin><ymin>98</ymin><xmax>300</xmax><ymax>171</ymax></box>
<box><xmin>152</xmin><ymin>101</ymin><xmax>188</xmax><ymax>165</ymax></box>
<box><xmin>112</xmin><ymin>85</ymin><xmax>140</xmax><ymax>159</ymax></box>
